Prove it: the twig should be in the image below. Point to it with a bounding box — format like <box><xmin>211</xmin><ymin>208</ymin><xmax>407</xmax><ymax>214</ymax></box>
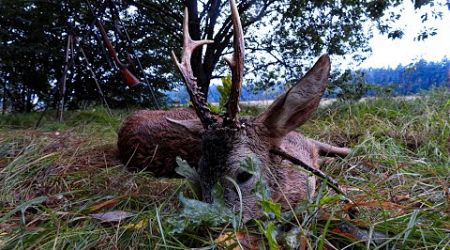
<box><xmin>57</xmin><ymin>34</ymin><xmax>73</xmax><ymax>122</ymax></box>
<box><xmin>79</xmin><ymin>46</ymin><xmax>113</xmax><ymax>116</ymax></box>
<box><xmin>271</xmin><ymin>147</ymin><xmax>359</xmax><ymax>219</ymax></box>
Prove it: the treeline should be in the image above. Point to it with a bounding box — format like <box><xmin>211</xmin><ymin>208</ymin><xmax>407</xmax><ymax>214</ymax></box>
<box><xmin>167</xmin><ymin>84</ymin><xmax>282</xmax><ymax>104</ymax></box>
<box><xmin>363</xmin><ymin>58</ymin><xmax>450</xmax><ymax>95</ymax></box>
<box><xmin>167</xmin><ymin>58</ymin><xmax>450</xmax><ymax>104</ymax></box>
<box><xmin>325</xmin><ymin>58</ymin><xmax>450</xmax><ymax>102</ymax></box>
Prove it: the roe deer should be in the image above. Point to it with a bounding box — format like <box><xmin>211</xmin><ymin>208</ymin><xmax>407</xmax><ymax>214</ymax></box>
<box><xmin>118</xmin><ymin>0</ymin><xmax>351</xmax><ymax>220</ymax></box>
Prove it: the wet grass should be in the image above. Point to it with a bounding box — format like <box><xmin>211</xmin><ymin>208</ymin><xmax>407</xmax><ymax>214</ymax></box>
<box><xmin>0</xmin><ymin>88</ymin><xmax>449</xmax><ymax>249</ymax></box>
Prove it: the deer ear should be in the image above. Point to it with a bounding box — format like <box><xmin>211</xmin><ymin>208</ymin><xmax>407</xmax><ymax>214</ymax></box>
<box><xmin>256</xmin><ymin>54</ymin><xmax>331</xmax><ymax>138</ymax></box>
<box><xmin>166</xmin><ymin>117</ymin><xmax>204</xmax><ymax>134</ymax></box>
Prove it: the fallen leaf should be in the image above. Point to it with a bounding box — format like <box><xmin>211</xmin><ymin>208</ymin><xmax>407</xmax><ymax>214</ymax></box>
<box><xmin>0</xmin><ymin>232</ymin><xmax>8</xmax><ymax>247</ymax></box>
<box><xmin>175</xmin><ymin>157</ymin><xmax>199</xmax><ymax>182</ymax></box>
<box><xmin>391</xmin><ymin>194</ymin><xmax>410</xmax><ymax>203</ymax></box>
<box><xmin>90</xmin><ymin>211</ymin><xmax>135</xmax><ymax>223</ymax></box>
<box><xmin>331</xmin><ymin>222</ymin><xmax>387</xmax><ymax>245</ymax></box>
<box><xmin>344</xmin><ymin>200</ymin><xmax>405</xmax><ymax>211</ymax></box>
<box><xmin>299</xmin><ymin>235</ymin><xmax>308</xmax><ymax>250</ymax></box>
<box><xmin>89</xmin><ymin>197</ymin><xmax>122</xmax><ymax>213</ymax></box>
<box><xmin>440</xmin><ymin>180</ymin><xmax>449</xmax><ymax>201</ymax></box>
<box><xmin>124</xmin><ymin>219</ymin><xmax>148</xmax><ymax>230</ymax></box>
<box><xmin>168</xmin><ymin>193</ymin><xmax>235</xmax><ymax>234</ymax></box>
<box><xmin>216</xmin><ymin>231</ymin><xmax>259</xmax><ymax>250</ymax></box>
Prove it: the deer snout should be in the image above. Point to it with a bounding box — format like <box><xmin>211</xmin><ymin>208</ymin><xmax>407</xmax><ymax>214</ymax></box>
<box><xmin>236</xmin><ymin>170</ymin><xmax>253</xmax><ymax>185</ymax></box>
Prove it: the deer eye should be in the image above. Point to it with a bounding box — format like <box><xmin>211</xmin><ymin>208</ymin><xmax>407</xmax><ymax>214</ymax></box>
<box><xmin>236</xmin><ymin>171</ymin><xmax>253</xmax><ymax>185</ymax></box>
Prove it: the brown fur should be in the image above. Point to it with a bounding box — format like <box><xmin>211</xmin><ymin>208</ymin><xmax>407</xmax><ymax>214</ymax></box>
<box><xmin>117</xmin><ymin>55</ymin><xmax>350</xmax><ymax>221</ymax></box>
<box><xmin>118</xmin><ymin>109</ymin><xmax>326</xmax><ymax>220</ymax></box>
<box><xmin>117</xmin><ymin>108</ymin><xmax>201</xmax><ymax>176</ymax></box>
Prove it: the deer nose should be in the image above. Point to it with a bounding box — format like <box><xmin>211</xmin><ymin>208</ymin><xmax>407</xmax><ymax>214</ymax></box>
<box><xmin>236</xmin><ymin>171</ymin><xmax>253</xmax><ymax>185</ymax></box>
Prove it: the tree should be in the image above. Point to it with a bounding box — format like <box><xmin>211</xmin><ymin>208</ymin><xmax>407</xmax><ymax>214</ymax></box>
<box><xmin>129</xmin><ymin>0</ymin><xmax>441</xmax><ymax>96</ymax></box>
<box><xmin>0</xmin><ymin>0</ymin><xmax>443</xmax><ymax>112</ymax></box>
<box><xmin>362</xmin><ymin>58</ymin><xmax>450</xmax><ymax>94</ymax></box>
<box><xmin>0</xmin><ymin>0</ymin><xmax>167</xmax><ymax>112</ymax></box>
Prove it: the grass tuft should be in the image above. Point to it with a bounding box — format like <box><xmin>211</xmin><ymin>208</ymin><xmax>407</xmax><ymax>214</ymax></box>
<box><xmin>1</xmin><ymin>88</ymin><xmax>449</xmax><ymax>249</ymax></box>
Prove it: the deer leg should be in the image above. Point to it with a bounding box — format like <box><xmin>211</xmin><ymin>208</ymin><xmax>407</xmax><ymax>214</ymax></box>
<box><xmin>318</xmin><ymin>157</ymin><xmax>336</xmax><ymax>167</ymax></box>
<box><xmin>310</xmin><ymin>139</ymin><xmax>351</xmax><ymax>158</ymax></box>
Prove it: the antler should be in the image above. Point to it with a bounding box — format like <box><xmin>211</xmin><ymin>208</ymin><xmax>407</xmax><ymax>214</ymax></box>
<box><xmin>171</xmin><ymin>8</ymin><xmax>216</xmax><ymax>127</ymax></box>
<box><xmin>223</xmin><ymin>0</ymin><xmax>245</xmax><ymax>127</ymax></box>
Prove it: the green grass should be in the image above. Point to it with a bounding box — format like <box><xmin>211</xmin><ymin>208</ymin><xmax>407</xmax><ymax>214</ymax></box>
<box><xmin>0</xmin><ymin>88</ymin><xmax>449</xmax><ymax>249</ymax></box>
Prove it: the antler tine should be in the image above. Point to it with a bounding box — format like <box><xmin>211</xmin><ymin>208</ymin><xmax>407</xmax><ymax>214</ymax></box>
<box><xmin>171</xmin><ymin>8</ymin><xmax>216</xmax><ymax>127</ymax></box>
<box><xmin>223</xmin><ymin>0</ymin><xmax>245</xmax><ymax>127</ymax></box>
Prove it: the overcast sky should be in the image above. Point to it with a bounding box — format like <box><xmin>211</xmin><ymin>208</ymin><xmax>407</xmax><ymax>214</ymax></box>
<box><xmin>357</xmin><ymin>1</ymin><xmax>450</xmax><ymax>69</ymax></box>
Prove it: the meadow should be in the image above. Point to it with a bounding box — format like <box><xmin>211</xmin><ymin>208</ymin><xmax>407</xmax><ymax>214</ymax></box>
<box><xmin>0</xmin><ymin>88</ymin><xmax>449</xmax><ymax>249</ymax></box>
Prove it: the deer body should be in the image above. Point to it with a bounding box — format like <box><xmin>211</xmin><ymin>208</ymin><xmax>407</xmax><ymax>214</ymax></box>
<box><xmin>118</xmin><ymin>108</ymin><xmax>319</xmax><ymax>177</ymax></box>
<box><xmin>118</xmin><ymin>0</ymin><xmax>351</xmax><ymax>221</ymax></box>
<box><xmin>118</xmin><ymin>108</ymin><xmax>201</xmax><ymax>176</ymax></box>
<box><xmin>118</xmin><ymin>107</ymin><xmax>332</xmax><ymax>219</ymax></box>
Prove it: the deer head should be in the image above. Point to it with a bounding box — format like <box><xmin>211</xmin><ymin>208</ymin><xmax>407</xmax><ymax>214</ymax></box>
<box><xmin>170</xmin><ymin>0</ymin><xmax>332</xmax><ymax>219</ymax></box>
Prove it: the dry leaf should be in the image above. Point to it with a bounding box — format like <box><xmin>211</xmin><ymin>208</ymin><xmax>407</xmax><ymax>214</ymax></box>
<box><xmin>124</xmin><ymin>219</ymin><xmax>148</xmax><ymax>230</ymax></box>
<box><xmin>331</xmin><ymin>222</ymin><xmax>387</xmax><ymax>245</ymax></box>
<box><xmin>391</xmin><ymin>194</ymin><xmax>410</xmax><ymax>203</ymax></box>
<box><xmin>90</xmin><ymin>211</ymin><xmax>135</xmax><ymax>223</ymax></box>
<box><xmin>216</xmin><ymin>231</ymin><xmax>259</xmax><ymax>250</ymax></box>
<box><xmin>89</xmin><ymin>197</ymin><xmax>122</xmax><ymax>213</ymax></box>
<box><xmin>344</xmin><ymin>200</ymin><xmax>405</xmax><ymax>211</ymax></box>
<box><xmin>299</xmin><ymin>235</ymin><xmax>309</xmax><ymax>250</ymax></box>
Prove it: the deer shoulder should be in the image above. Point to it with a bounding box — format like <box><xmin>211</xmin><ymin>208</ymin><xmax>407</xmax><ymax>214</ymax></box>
<box><xmin>117</xmin><ymin>108</ymin><xmax>202</xmax><ymax>176</ymax></box>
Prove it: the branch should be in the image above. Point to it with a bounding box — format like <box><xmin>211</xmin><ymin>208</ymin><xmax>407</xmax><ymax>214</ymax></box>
<box><xmin>126</xmin><ymin>0</ymin><xmax>183</xmax><ymax>23</ymax></box>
